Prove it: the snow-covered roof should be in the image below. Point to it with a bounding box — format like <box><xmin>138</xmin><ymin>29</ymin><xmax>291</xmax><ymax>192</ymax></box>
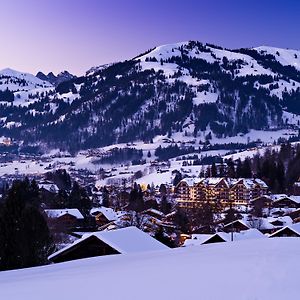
<box><xmin>178</xmin><ymin>177</ymin><xmax>268</xmax><ymax>189</ymax></box>
<box><xmin>143</xmin><ymin>208</ymin><xmax>165</xmax><ymax>218</ymax></box>
<box><xmin>269</xmin><ymin>194</ymin><xmax>290</xmax><ymax>201</ymax></box>
<box><xmin>269</xmin><ymin>223</ymin><xmax>300</xmax><ymax>238</ymax></box>
<box><xmin>267</xmin><ymin>216</ymin><xmax>293</xmax><ymax>226</ymax></box>
<box><xmin>48</xmin><ymin>226</ymin><xmax>168</xmax><ymax>260</ymax></box>
<box><xmin>289</xmin><ymin>196</ymin><xmax>300</xmax><ymax>204</ymax></box>
<box><xmin>208</xmin><ymin>229</ymin><xmax>266</xmax><ymax>243</ymax></box>
<box><xmin>224</xmin><ymin>219</ymin><xmax>250</xmax><ymax>230</ymax></box>
<box><xmin>39</xmin><ymin>183</ymin><xmax>59</xmax><ymax>193</ymax></box>
<box><xmin>204</xmin><ymin>177</ymin><xmax>225</xmax><ymax>186</ymax></box>
<box><xmin>231</xmin><ymin>178</ymin><xmax>268</xmax><ymax>189</ymax></box>
<box><xmin>44</xmin><ymin>209</ymin><xmax>84</xmax><ymax>220</ymax></box>
<box><xmin>239</xmin><ymin>215</ymin><xmax>292</xmax><ymax>231</ymax></box>
<box><xmin>180</xmin><ymin>177</ymin><xmax>203</xmax><ymax>187</ymax></box>
<box><xmin>183</xmin><ymin>234</ymin><xmax>213</xmax><ymax>247</ymax></box>
<box><xmin>90</xmin><ymin>207</ymin><xmax>119</xmax><ymax>221</ymax></box>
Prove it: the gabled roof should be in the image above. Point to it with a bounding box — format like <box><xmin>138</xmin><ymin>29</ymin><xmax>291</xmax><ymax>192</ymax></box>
<box><xmin>223</xmin><ymin>219</ymin><xmax>250</xmax><ymax>230</ymax></box>
<box><xmin>39</xmin><ymin>183</ymin><xmax>59</xmax><ymax>193</ymax></box>
<box><xmin>180</xmin><ymin>178</ymin><xmax>204</xmax><ymax>187</ymax></box>
<box><xmin>289</xmin><ymin>196</ymin><xmax>300</xmax><ymax>204</ymax></box>
<box><xmin>269</xmin><ymin>223</ymin><xmax>300</xmax><ymax>238</ymax></box>
<box><xmin>269</xmin><ymin>194</ymin><xmax>290</xmax><ymax>201</ymax></box>
<box><xmin>143</xmin><ymin>208</ymin><xmax>165</xmax><ymax>218</ymax></box>
<box><xmin>44</xmin><ymin>209</ymin><xmax>84</xmax><ymax>220</ymax></box>
<box><xmin>204</xmin><ymin>177</ymin><xmax>227</xmax><ymax>187</ymax></box>
<box><xmin>48</xmin><ymin>226</ymin><xmax>168</xmax><ymax>261</ymax></box>
<box><xmin>90</xmin><ymin>207</ymin><xmax>120</xmax><ymax>221</ymax></box>
<box><xmin>204</xmin><ymin>229</ymin><xmax>266</xmax><ymax>244</ymax></box>
<box><xmin>183</xmin><ymin>234</ymin><xmax>213</xmax><ymax>247</ymax></box>
<box><xmin>250</xmin><ymin>195</ymin><xmax>272</xmax><ymax>203</ymax></box>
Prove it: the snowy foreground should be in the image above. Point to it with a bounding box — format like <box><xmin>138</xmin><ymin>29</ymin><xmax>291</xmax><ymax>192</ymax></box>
<box><xmin>0</xmin><ymin>238</ymin><xmax>299</xmax><ymax>300</ymax></box>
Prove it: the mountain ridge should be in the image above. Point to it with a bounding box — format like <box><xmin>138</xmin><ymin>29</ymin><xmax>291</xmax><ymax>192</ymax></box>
<box><xmin>0</xmin><ymin>40</ymin><xmax>300</xmax><ymax>152</ymax></box>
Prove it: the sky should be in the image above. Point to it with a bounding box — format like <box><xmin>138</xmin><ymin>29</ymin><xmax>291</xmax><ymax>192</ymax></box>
<box><xmin>0</xmin><ymin>0</ymin><xmax>299</xmax><ymax>75</ymax></box>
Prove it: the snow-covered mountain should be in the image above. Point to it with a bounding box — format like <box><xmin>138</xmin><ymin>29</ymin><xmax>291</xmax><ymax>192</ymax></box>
<box><xmin>0</xmin><ymin>68</ymin><xmax>52</xmax><ymax>91</ymax></box>
<box><xmin>36</xmin><ymin>70</ymin><xmax>76</xmax><ymax>86</ymax></box>
<box><xmin>0</xmin><ymin>41</ymin><xmax>300</xmax><ymax>151</ymax></box>
<box><xmin>0</xmin><ymin>68</ymin><xmax>53</xmax><ymax>107</ymax></box>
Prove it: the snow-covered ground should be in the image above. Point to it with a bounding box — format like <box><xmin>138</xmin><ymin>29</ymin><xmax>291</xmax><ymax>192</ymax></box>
<box><xmin>0</xmin><ymin>238</ymin><xmax>299</xmax><ymax>300</ymax></box>
<box><xmin>254</xmin><ymin>46</ymin><xmax>300</xmax><ymax>71</ymax></box>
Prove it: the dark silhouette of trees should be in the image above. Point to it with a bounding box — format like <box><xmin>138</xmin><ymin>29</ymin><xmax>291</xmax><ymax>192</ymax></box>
<box><xmin>0</xmin><ymin>179</ymin><xmax>53</xmax><ymax>271</ymax></box>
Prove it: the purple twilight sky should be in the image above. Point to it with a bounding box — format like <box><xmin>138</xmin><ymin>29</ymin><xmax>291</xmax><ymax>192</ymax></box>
<box><xmin>0</xmin><ymin>0</ymin><xmax>299</xmax><ymax>75</ymax></box>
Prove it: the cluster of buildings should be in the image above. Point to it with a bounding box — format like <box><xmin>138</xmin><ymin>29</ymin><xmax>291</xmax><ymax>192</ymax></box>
<box><xmin>175</xmin><ymin>177</ymin><xmax>268</xmax><ymax>208</ymax></box>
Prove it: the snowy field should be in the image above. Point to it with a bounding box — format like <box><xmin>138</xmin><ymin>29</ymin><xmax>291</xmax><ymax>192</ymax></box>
<box><xmin>0</xmin><ymin>238</ymin><xmax>299</xmax><ymax>299</ymax></box>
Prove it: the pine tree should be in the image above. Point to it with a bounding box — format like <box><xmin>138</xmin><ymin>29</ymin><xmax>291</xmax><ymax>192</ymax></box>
<box><xmin>0</xmin><ymin>180</ymin><xmax>53</xmax><ymax>271</ymax></box>
<box><xmin>211</xmin><ymin>162</ymin><xmax>217</xmax><ymax>177</ymax></box>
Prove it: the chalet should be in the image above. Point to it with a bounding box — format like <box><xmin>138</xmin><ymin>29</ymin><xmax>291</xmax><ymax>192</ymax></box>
<box><xmin>182</xmin><ymin>234</ymin><xmax>213</xmax><ymax>247</ymax></box>
<box><xmin>90</xmin><ymin>207</ymin><xmax>118</xmax><ymax>226</ymax></box>
<box><xmin>223</xmin><ymin>220</ymin><xmax>250</xmax><ymax>233</ymax></box>
<box><xmin>269</xmin><ymin>223</ymin><xmax>300</xmax><ymax>238</ymax></box>
<box><xmin>268</xmin><ymin>216</ymin><xmax>293</xmax><ymax>228</ymax></box>
<box><xmin>142</xmin><ymin>208</ymin><xmax>165</xmax><ymax>221</ymax></box>
<box><xmin>39</xmin><ymin>181</ymin><xmax>59</xmax><ymax>206</ymax></box>
<box><xmin>202</xmin><ymin>232</ymin><xmax>228</xmax><ymax>244</ymax></box>
<box><xmin>44</xmin><ymin>209</ymin><xmax>84</xmax><ymax>230</ymax></box>
<box><xmin>48</xmin><ymin>226</ymin><xmax>169</xmax><ymax>263</ymax></box>
<box><xmin>250</xmin><ymin>195</ymin><xmax>273</xmax><ymax>209</ymax></box>
<box><xmin>271</xmin><ymin>195</ymin><xmax>300</xmax><ymax>208</ymax></box>
<box><xmin>39</xmin><ymin>181</ymin><xmax>59</xmax><ymax>194</ymax></box>
<box><xmin>287</xmin><ymin>208</ymin><xmax>300</xmax><ymax>222</ymax></box>
<box><xmin>199</xmin><ymin>229</ymin><xmax>266</xmax><ymax>245</ymax></box>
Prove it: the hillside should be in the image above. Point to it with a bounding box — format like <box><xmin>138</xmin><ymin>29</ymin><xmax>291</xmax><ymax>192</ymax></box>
<box><xmin>0</xmin><ymin>41</ymin><xmax>300</xmax><ymax>152</ymax></box>
<box><xmin>0</xmin><ymin>238</ymin><xmax>299</xmax><ymax>300</ymax></box>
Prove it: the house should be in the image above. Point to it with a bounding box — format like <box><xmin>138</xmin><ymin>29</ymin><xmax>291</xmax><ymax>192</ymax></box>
<box><xmin>48</xmin><ymin>226</ymin><xmax>169</xmax><ymax>263</ymax></box>
<box><xmin>142</xmin><ymin>208</ymin><xmax>165</xmax><ymax>221</ymax></box>
<box><xmin>270</xmin><ymin>194</ymin><xmax>300</xmax><ymax>208</ymax></box>
<box><xmin>287</xmin><ymin>208</ymin><xmax>300</xmax><ymax>222</ymax></box>
<box><xmin>90</xmin><ymin>207</ymin><xmax>118</xmax><ymax>226</ymax></box>
<box><xmin>222</xmin><ymin>219</ymin><xmax>250</xmax><ymax>233</ymax></box>
<box><xmin>44</xmin><ymin>209</ymin><xmax>84</xmax><ymax>230</ymax></box>
<box><xmin>39</xmin><ymin>181</ymin><xmax>60</xmax><ymax>206</ymax></box>
<box><xmin>269</xmin><ymin>223</ymin><xmax>300</xmax><ymax>238</ymax></box>
<box><xmin>39</xmin><ymin>181</ymin><xmax>59</xmax><ymax>194</ymax></box>
<box><xmin>250</xmin><ymin>195</ymin><xmax>273</xmax><ymax>209</ymax></box>
<box><xmin>202</xmin><ymin>229</ymin><xmax>266</xmax><ymax>244</ymax></box>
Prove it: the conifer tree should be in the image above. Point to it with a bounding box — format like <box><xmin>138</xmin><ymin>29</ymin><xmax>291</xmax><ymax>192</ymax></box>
<box><xmin>0</xmin><ymin>180</ymin><xmax>53</xmax><ymax>271</ymax></box>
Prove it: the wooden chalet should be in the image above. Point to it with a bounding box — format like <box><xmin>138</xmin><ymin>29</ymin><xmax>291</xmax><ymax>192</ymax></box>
<box><xmin>222</xmin><ymin>219</ymin><xmax>250</xmax><ymax>233</ymax></box>
<box><xmin>48</xmin><ymin>226</ymin><xmax>168</xmax><ymax>263</ymax></box>
<box><xmin>90</xmin><ymin>207</ymin><xmax>118</xmax><ymax>226</ymax></box>
<box><xmin>250</xmin><ymin>195</ymin><xmax>273</xmax><ymax>208</ymax></box>
<box><xmin>272</xmin><ymin>196</ymin><xmax>300</xmax><ymax>208</ymax></box>
<box><xmin>269</xmin><ymin>224</ymin><xmax>300</xmax><ymax>238</ymax></box>
<box><xmin>44</xmin><ymin>209</ymin><xmax>84</xmax><ymax>230</ymax></box>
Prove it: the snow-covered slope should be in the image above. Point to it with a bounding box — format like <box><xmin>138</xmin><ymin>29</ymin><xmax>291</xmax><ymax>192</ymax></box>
<box><xmin>1</xmin><ymin>41</ymin><xmax>300</xmax><ymax>151</ymax></box>
<box><xmin>254</xmin><ymin>46</ymin><xmax>300</xmax><ymax>71</ymax></box>
<box><xmin>0</xmin><ymin>68</ymin><xmax>52</xmax><ymax>91</ymax></box>
<box><xmin>137</xmin><ymin>41</ymin><xmax>274</xmax><ymax>77</ymax></box>
<box><xmin>0</xmin><ymin>68</ymin><xmax>54</xmax><ymax>107</ymax></box>
<box><xmin>0</xmin><ymin>238</ymin><xmax>299</xmax><ymax>300</ymax></box>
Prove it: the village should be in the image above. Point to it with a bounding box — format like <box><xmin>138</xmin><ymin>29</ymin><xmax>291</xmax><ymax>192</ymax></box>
<box><xmin>3</xmin><ymin>166</ymin><xmax>298</xmax><ymax>265</ymax></box>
